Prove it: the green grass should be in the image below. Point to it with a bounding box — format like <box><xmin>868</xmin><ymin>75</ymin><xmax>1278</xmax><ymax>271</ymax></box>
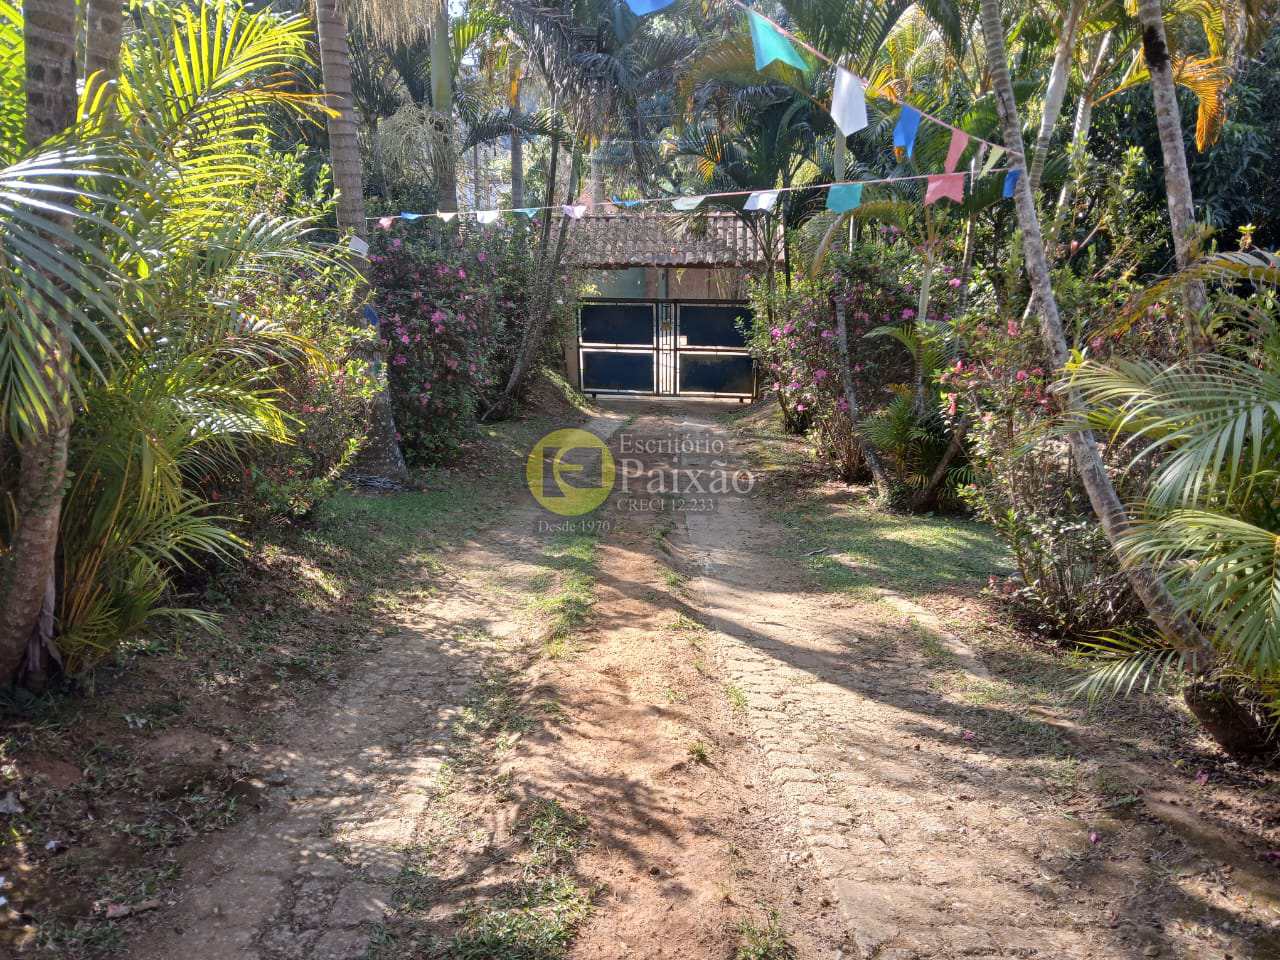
<box><xmin>775</xmin><ymin>496</ymin><xmax>1010</xmax><ymax>598</ymax></box>
<box><xmin>448</xmin><ymin>799</ymin><xmax>593</xmax><ymax>960</ymax></box>
<box><xmin>527</xmin><ymin>532</ymin><xmax>600</xmax><ymax>655</ymax></box>
<box><xmin>735</xmin><ymin>912</ymin><xmax>795</xmax><ymax>960</ymax></box>
<box><xmin>662</xmin><ymin>566</ymin><xmax>687</xmax><ymax>589</ymax></box>
<box><xmin>687</xmin><ymin>740</ymin><xmax>711</xmax><ymax>764</ymax></box>
<box><xmin>725</xmin><ymin>683</ymin><xmax>749</xmax><ymax>715</ymax></box>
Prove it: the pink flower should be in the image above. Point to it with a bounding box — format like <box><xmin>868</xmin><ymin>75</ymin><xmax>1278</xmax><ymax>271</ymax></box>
<box><xmin>813</xmin><ymin>369</ymin><xmax>828</xmax><ymax>382</ymax></box>
<box><xmin>400</xmin><ymin>334</ymin><xmax>410</xmax><ymax>344</ymax></box>
<box><xmin>1007</xmin><ymin>319</ymin><xmax>1020</xmax><ymax>336</ymax></box>
<box><xmin>821</xmin><ymin>329</ymin><xmax>835</xmax><ymax>339</ymax></box>
<box><xmin>783</xmin><ymin>322</ymin><xmax>795</xmax><ymax>334</ymax></box>
<box><xmin>795</xmin><ymin>402</ymin><xmax>807</xmax><ymax>412</ymax></box>
<box><xmin>948</xmin><ymin>277</ymin><xmax>962</xmax><ymax>288</ymax></box>
<box><xmin>1015</xmin><ymin>370</ymin><xmax>1029</xmax><ymax>382</ymax></box>
<box><xmin>902</xmin><ymin>307</ymin><xmax>916</xmax><ymax>319</ymax></box>
<box><xmin>770</xmin><ymin>327</ymin><xmax>782</xmax><ymax>339</ymax></box>
<box><xmin>457</xmin><ymin>268</ymin><xmax>467</xmax><ymax>279</ymax></box>
<box><xmin>787</xmin><ymin>380</ymin><xmax>800</xmax><ymax>391</ymax></box>
<box><xmin>477</xmin><ymin>252</ymin><xmax>488</xmax><ymax>262</ymax></box>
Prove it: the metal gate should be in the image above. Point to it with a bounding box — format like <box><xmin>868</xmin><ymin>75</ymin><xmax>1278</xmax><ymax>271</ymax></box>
<box><xmin>577</xmin><ymin>299</ymin><xmax>755</xmax><ymax>399</ymax></box>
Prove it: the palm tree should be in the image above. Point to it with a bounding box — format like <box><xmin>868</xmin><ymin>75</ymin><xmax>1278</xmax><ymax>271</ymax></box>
<box><xmin>976</xmin><ymin>0</ymin><xmax>1216</xmax><ymax>677</ymax></box>
<box><xmin>0</xmin><ymin>0</ymin><xmax>81</xmax><ymax>683</ymax></box>
<box><xmin>1135</xmin><ymin>0</ymin><xmax>1208</xmax><ymax>321</ymax></box>
<box><xmin>314</xmin><ymin>0</ymin><xmax>407</xmax><ymax>482</ymax></box>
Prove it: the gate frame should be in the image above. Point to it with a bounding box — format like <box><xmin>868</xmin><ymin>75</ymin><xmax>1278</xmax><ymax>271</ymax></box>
<box><xmin>577</xmin><ymin>297</ymin><xmax>756</xmax><ymax>401</ymax></box>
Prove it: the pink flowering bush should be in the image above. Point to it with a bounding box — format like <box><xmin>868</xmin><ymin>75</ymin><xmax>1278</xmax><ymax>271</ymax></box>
<box><xmin>369</xmin><ymin>226</ymin><xmax>527</xmax><ymax>464</ymax></box>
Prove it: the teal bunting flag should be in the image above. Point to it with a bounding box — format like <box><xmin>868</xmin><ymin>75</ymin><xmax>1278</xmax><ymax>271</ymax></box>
<box><xmin>893</xmin><ymin>106</ymin><xmax>921</xmax><ymax>159</ymax></box>
<box><xmin>749</xmin><ymin>11</ymin><xmax>808</xmax><ymax>74</ymax></box>
<box><xmin>826</xmin><ymin>183</ymin><xmax>863</xmax><ymax>213</ymax></box>
<box><xmin>612</xmin><ymin>196</ymin><xmax>644</xmax><ymax>208</ymax></box>
<box><xmin>672</xmin><ymin>196</ymin><xmax>704</xmax><ymax>210</ymax></box>
<box><xmin>513</xmin><ymin>207</ymin><xmax>538</xmax><ymax>217</ymax></box>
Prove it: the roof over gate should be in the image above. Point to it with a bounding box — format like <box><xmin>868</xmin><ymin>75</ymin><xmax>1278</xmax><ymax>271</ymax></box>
<box><xmin>568</xmin><ymin>211</ymin><xmax>777</xmax><ymax>269</ymax></box>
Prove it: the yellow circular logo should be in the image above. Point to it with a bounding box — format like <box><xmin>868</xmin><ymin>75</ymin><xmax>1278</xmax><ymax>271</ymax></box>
<box><xmin>526</xmin><ymin>428</ymin><xmax>615</xmax><ymax>516</ymax></box>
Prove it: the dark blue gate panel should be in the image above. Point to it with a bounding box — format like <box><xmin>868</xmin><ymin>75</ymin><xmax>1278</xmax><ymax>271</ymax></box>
<box><xmin>679</xmin><ymin>353</ymin><xmax>754</xmax><ymax>395</ymax></box>
<box><xmin>678</xmin><ymin>304</ymin><xmax>750</xmax><ymax>348</ymax></box>
<box><xmin>580</xmin><ymin>303</ymin><xmax>655</xmax><ymax>345</ymax></box>
<box><xmin>581</xmin><ymin>350</ymin><xmax>655</xmax><ymax>392</ymax></box>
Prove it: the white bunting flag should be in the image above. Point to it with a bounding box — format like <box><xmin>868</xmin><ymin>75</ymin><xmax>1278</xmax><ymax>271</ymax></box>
<box><xmin>562</xmin><ymin>204</ymin><xmax>587</xmax><ymax>219</ymax></box>
<box><xmin>744</xmin><ymin>190</ymin><xmax>780</xmax><ymax>212</ymax></box>
<box><xmin>672</xmin><ymin>196</ymin><xmax>704</xmax><ymax>210</ymax></box>
<box><xmin>437</xmin><ymin>211</ymin><xmax>458</xmax><ymax>222</ymax></box>
<box><xmin>348</xmin><ymin>235</ymin><xmax>370</xmax><ymax>257</ymax></box>
<box><xmin>831</xmin><ymin>67</ymin><xmax>868</xmax><ymax>136</ymax></box>
<box><xmin>475</xmin><ymin>210</ymin><xmax>500</xmax><ymax>224</ymax></box>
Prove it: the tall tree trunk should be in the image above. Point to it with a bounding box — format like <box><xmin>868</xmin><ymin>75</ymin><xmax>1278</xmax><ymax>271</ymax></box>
<box><xmin>1046</xmin><ymin>31</ymin><xmax>1112</xmax><ymax>252</ymax></box>
<box><xmin>1137</xmin><ymin>0</ymin><xmax>1209</xmax><ymax>325</ymax></box>
<box><xmin>429</xmin><ymin>3</ymin><xmax>457</xmax><ymax>212</ymax></box>
<box><xmin>0</xmin><ymin>0</ymin><xmax>78</xmax><ymax>685</ymax></box>
<box><xmin>1028</xmin><ymin>0</ymin><xmax>1084</xmax><ymax>193</ymax></box>
<box><xmin>588</xmin><ymin>149</ymin><xmax>604</xmax><ymax>204</ymax></box>
<box><xmin>511</xmin><ymin>128</ymin><xmax>523</xmax><ymax>208</ymax></box>
<box><xmin>84</xmin><ymin>0</ymin><xmax>124</xmax><ymax>96</ymax></box>
<box><xmin>979</xmin><ymin>0</ymin><xmax>1215</xmax><ymax>667</ymax></box>
<box><xmin>834</xmin><ymin>302</ymin><xmax>893</xmax><ymax>499</ymax></box>
<box><xmin>314</xmin><ymin>0</ymin><xmax>407</xmax><ymax>483</ymax></box>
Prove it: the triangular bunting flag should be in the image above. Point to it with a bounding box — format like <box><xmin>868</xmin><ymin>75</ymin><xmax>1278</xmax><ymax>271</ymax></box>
<box><xmin>562</xmin><ymin>204</ymin><xmax>587</xmax><ymax>219</ymax></box>
<box><xmin>623</xmin><ymin>0</ymin><xmax>676</xmax><ymax>15</ymax></box>
<box><xmin>744</xmin><ymin>190</ymin><xmax>780</xmax><ymax>212</ymax></box>
<box><xmin>437</xmin><ymin>212</ymin><xmax>457</xmax><ymax>222</ymax></box>
<box><xmin>749</xmin><ymin>11</ymin><xmax>808</xmax><ymax>74</ymax></box>
<box><xmin>399</xmin><ymin>212</ymin><xmax>426</xmax><ymax>220</ymax></box>
<box><xmin>672</xmin><ymin>196</ymin><xmax>704</xmax><ymax>210</ymax></box>
<box><xmin>612</xmin><ymin>196</ymin><xmax>644</xmax><ymax>208</ymax></box>
<box><xmin>944</xmin><ymin>129</ymin><xmax>969</xmax><ymax>173</ymax></box>
<box><xmin>925</xmin><ymin>173</ymin><xmax>965</xmax><ymax>206</ymax></box>
<box><xmin>826</xmin><ymin>183</ymin><xmax>863</xmax><ymax>213</ymax></box>
<box><xmin>475</xmin><ymin>210</ymin><xmax>500</xmax><ymax>224</ymax></box>
<box><xmin>513</xmin><ymin>207</ymin><xmax>538</xmax><ymax>217</ymax></box>
<box><xmin>893</xmin><ymin>106</ymin><xmax>922</xmax><ymax>159</ymax></box>
<box><xmin>980</xmin><ymin>145</ymin><xmax>1005</xmax><ymax>177</ymax></box>
<box><xmin>831</xmin><ymin>67</ymin><xmax>868</xmax><ymax>137</ymax></box>
<box><xmin>377</xmin><ymin>216</ymin><xmax>395</xmax><ymax>230</ymax></box>
<box><xmin>348</xmin><ymin>235</ymin><xmax>370</xmax><ymax>257</ymax></box>
<box><xmin>1002</xmin><ymin>169</ymin><xmax>1022</xmax><ymax>198</ymax></box>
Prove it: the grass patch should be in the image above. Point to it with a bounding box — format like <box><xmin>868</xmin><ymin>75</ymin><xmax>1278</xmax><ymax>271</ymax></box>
<box><xmin>687</xmin><ymin>740</ymin><xmax>711</xmax><ymax>764</ymax></box>
<box><xmin>735</xmin><ymin>912</ymin><xmax>795</xmax><ymax>960</ymax></box>
<box><xmin>662</xmin><ymin>566</ymin><xmax>687</xmax><ymax>590</ymax></box>
<box><xmin>527</xmin><ymin>532</ymin><xmax>600</xmax><ymax>654</ymax></box>
<box><xmin>725</xmin><ymin>683</ymin><xmax>749</xmax><ymax>715</ymax></box>
<box><xmin>448</xmin><ymin>799</ymin><xmax>593</xmax><ymax>960</ymax></box>
<box><xmin>774</xmin><ymin>496</ymin><xmax>1009</xmax><ymax>598</ymax></box>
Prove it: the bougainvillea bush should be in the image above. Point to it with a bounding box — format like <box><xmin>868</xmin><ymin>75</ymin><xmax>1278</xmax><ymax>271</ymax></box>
<box><xmin>369</xmin><ymin>225</ymin><xmax>530</xmax><ymax>464</ymax></box>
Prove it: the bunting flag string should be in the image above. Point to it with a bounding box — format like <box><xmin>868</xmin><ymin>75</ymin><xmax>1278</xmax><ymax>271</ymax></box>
<box><xmin>722</xmin><ymin>0</ymin><xmax>1015</xmax><ymax>161</ymax></box>
<box><xmin>369</xmin><ymin>167</ymin><xmax>1012</xmax><ymax>227</ymax></box>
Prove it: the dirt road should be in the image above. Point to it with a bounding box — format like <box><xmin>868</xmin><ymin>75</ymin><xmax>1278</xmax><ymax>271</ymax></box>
<box><xmin>111</xmin><ymin>399</ymin><xmax>1279</xmax><ymax>960</ymax></box>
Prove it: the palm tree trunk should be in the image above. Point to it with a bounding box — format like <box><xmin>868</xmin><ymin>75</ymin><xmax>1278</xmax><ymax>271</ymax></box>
<box><xmin>511</xmin><ymin>128</ymin><xmax>523</xmax><ymax>207</ymax></box>
<box><xmin>315</xmin><ymin>0</ymin><xmax>407</xmax><ymax>483</ymax></box>
<box><xmin>1028</xmin><ymin>0</ymin><xmax>1084</xmax><ymax>193</ymax></box>
<box><xmin>429</xmin><ymin>3</ymin><xmax>457</xmax><ymax>212</ymax></box>
<box><xmin>0</xmin><ymin>0</ymin><xmax>78</xmax><ymax>685</ymax></box>
<box><xmin>1137</xmin><ymin>0</ymin><xmax>1209</xmax><ymax>325</ymax></box>
<box><xmin>979</xmin><ymin>0</ymin><xmax>1215</xmax><ymax>667</ymax></box>
<box><xmin>84</xmin><ymin>0</ymin><xmax>124</xmax><ymax>93</ymax></box>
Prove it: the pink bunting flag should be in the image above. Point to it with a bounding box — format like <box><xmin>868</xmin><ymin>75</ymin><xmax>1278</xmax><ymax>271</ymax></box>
<box><xmin>562</xmin><ymin>204</ymin><xmax>587</xmax><ymax>219</ymax></box>
<box><xmin>924</xmin><ymin>173</ymin><xmax>965</xmax><ymax>206</ymax></box>
<box><xmin>945</xmin><ymin>129</ymin><xmax>970</xmax><ymax>173</ymax></box>
<box><xmin>377</xmin><ymin>216</ymin><xmax>395</xmax><ymax>230</ymax></box>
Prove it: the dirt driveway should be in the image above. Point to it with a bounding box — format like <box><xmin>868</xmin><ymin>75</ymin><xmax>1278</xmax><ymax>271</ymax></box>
<box><xmin>103</xmin><ymin>399</ymin><xmax>1280</xmax><ymax>960</ymax></box>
